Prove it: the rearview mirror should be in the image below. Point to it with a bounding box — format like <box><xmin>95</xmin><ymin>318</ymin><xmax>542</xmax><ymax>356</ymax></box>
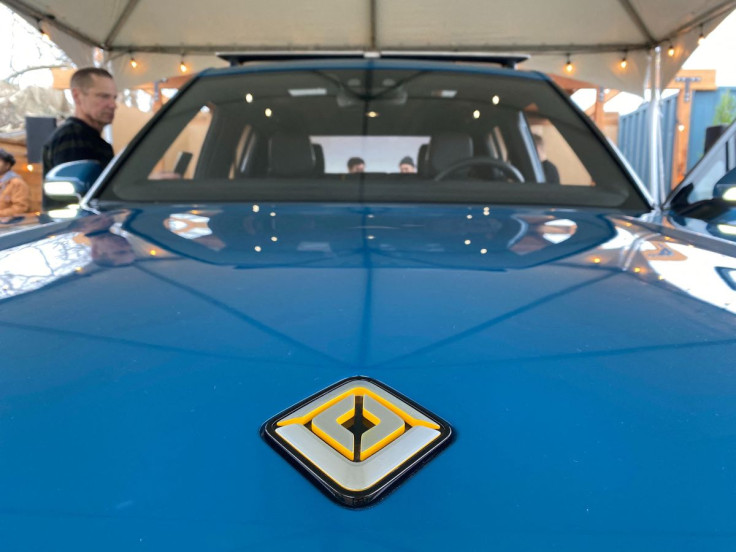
<box><xmin>714</xmin><ymin>167</ymin><xmax>736</xmax><ymax>202</ymax></box>
<box><xmin>43</xmin><ymin>160</ymin><xmax>103</xmax><ymax>205</ymax></box>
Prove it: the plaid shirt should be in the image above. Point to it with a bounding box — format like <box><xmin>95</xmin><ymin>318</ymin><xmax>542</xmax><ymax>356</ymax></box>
<box><xmin>42</xmin><ymin>117</ymin><xmax>114</xmax><ymax>176</ymax></box>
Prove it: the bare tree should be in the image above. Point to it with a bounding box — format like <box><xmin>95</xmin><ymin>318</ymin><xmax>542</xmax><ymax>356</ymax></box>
<box><xmin>1</xmin><ymin>5</ymin><xmax>72</xmax><ymax>83</ymax></box>
<box><xmin>0</xmin><ymin>5</ymin><xmax>74</xmax><ymax>133</ymax></box>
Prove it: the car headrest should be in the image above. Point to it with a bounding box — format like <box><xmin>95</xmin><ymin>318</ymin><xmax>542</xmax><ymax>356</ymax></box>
<box><xmin>427</xmin><ymin>133</ymin><xmax>473</xmax><ymax>174</ymax></box>
<box><xmin>312</xmin><ymin>143</ymin><xmax>325</xmax><ymax>175</ymax></box>
<box><xmin>268</xmin><ymin>133</ymin><xmax>315</xmax><ymax>177</ymax></box>
<box><xmin>417</xmin><ymin>143</ymin><xmax>429</xmax><ymax>175</ymax></box>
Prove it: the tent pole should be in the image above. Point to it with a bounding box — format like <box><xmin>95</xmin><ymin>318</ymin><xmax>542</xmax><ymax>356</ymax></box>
<box><xmin>648</xmin><ymin>45</ymin><xmax>664</xmax><ymax>209</ymax></box>
<box><xmin>369</xmin><ymin>0</ymin><xmax>377</xmax><ymax>50</ymax></box>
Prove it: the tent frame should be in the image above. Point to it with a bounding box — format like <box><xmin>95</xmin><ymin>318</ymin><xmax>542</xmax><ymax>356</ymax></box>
<box><xmin>4</xmin><ymin>0</ymin><xmax>736</xmax><ymax>57</ymax></box>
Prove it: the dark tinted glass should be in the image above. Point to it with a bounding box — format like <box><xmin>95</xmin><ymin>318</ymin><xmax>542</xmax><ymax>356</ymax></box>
<box><xmin>99</xmin><ymin>67</ymin><xmax>647</xmax><ymax>210</ymax></box>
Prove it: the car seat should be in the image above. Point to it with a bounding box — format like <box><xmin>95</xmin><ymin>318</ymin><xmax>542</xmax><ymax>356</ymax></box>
<box><xmin>268</xmin><ymin>133</ymin><xmax>316</xmax><ymax>177</ymax></box>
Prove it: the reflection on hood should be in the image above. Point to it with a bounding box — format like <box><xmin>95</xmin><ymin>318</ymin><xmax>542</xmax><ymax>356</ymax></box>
<box><xmin>129</xmin><ymin>204</ymin><xmax>612</xmax><ymax>271</ymax></box>
<box><xmin>0</xmin><ymin>213</ymin><xmax>139</xmax><ymax>301</ymax></box>
<box><xmin>2</xmin><ymin>204</ymin><xmax>736</xmax><ymax>316</ymax></box>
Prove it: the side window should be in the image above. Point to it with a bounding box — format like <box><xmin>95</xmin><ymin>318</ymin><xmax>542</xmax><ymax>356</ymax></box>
<box><xmin>149</xmin><ymin>105</ymin><xmax>213</xmax><ymax>180</ymax></box>
<box><xmin>688</xmin><ymin>150</ymin><xmax>728</xmax><ymax>203</ymax></box>
<box><xmin>530</xmin><ymin>120</ymin><xmax>594</xmax><ymax>186</ymax></box>
<box><xmin>310</xmin><ymin>136</ymin><xmax>429</xmax><ymax>173</ymax></box>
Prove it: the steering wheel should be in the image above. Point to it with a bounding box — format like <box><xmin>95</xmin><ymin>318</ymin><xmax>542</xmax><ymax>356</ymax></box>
<box><xmin>433</xmin><ymin>156</ymin><xmax>524</xmax><ymax>182</ymax></box>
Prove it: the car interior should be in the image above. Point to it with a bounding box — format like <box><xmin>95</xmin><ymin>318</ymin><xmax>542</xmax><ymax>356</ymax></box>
<box><xmin>99</xmin><ymin>67</ymin><xmax>648</xmax><ymax>210</ymax></box>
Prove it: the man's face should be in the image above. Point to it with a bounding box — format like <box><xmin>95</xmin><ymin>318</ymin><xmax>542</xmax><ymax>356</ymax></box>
<box><xmin>349</xmin><ymin>163</ymin><xmax>365</xmax><ymax>173</ymax></box>
<box><xmin>0</xmin><ymin>160</ymin><xmax>11</xmax><ymax>174</ymax></box>
<box><xmin>399</xmin><ymin>163</ymin><xmax>415</xmax><ymax>173</ymax></box>
<box><xmin>73</xmin><ymin>75</ymin><xmax>117</xmax><ymax>130</ymax></box>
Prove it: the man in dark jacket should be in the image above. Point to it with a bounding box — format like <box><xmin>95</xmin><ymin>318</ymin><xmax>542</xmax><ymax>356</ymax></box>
<box><xmin>42</xmin><ymin>67</ymin><xmax>117</xmax><ymax>209</ymax></box>
<box><xmin>42</xmin><ymin>67</ymin><xmax>117</xmax><ymax>177</ymax></box>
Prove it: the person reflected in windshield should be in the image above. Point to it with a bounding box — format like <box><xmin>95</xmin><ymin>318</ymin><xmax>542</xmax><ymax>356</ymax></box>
<box><xmin>69</xmin><ymin>214</ymin><xmax>136</xmax><ymax>267</ymax></box>
<box><xmin>533</xmin><ymin>134</ymin><xmax>560</xmax><ymax>184</ymax></box>
<box><xmin>90</xmin><ymin>233</ymin><xmax>135</xmax><ymax>267</ymax></box>
<box><xmin>347</xmin><ymin>157</ymin><xmax>365</xmax><ymax>173</ymax></box>
<box><xmin>399</xmin><ymin>156</ymin><xmax>416</xmax><ymax>173</ymax></box>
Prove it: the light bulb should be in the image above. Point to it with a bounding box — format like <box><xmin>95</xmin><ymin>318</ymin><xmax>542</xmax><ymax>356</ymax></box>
<box><xmin>37</xmin><ymin>20</ymin><xmax>49</xmax><ymax>40</ymax></box>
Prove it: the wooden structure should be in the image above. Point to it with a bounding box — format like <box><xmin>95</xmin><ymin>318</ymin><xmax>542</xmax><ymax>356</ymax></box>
<box><xmin>556</xmin><ymin>69</ymin><xmax>718</xmax><ymax>189</ymax></box>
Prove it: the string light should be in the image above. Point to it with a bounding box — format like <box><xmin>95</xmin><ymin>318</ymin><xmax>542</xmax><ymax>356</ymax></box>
<box><xmin>129</xmin><ymin>54</ymin><xmax>138</xmax><ymax>69</ymax></box>
<box><xmin>619</xmin><ymin>51</ymin><xmax>628</xmax><ymax>70</ymax></box>
<box><xmin>698</xmin><ymin>26</ymin><xmax>705</xmax><ymax>46</ymax></box>
<box><xmin>564</xmin><ymin>54</ymin><xmax>574</xmax><ymax>74</ymax></box>
<box><xmin>36</xmin><ymin>19</ymin><xmax>49</xmax><ymax>40</ymax></box>
<box><xmin>179</xmin><ymin>56</ymin><xmax>188</xmax><ymax>73</ymax></box>
<box><xmin>667</xmin><ymin>42</ymin><xmax>675</xmax><ymax>57</ymax></box>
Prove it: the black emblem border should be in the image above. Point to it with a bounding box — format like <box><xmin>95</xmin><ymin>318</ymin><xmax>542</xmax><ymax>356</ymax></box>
<box><xmin>260</xmin><ymin>376</ymin><xmax>453</xmax><ymax>508</ymax></box>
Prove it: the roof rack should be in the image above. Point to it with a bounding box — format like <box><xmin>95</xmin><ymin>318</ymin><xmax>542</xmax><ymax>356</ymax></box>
<box><xmin>216</xmin><ymin>51</ymin><xmax>530</xmax><ymax>69</ymax></box>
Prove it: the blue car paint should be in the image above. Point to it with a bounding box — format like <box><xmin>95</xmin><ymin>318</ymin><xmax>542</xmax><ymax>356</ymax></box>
<box><xmin>1</xmin><ymin>203</ymin><xmax>735</xmax><ymax>550</ymax></box>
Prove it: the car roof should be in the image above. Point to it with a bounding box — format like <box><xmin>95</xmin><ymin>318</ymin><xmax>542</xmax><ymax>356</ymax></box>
<box><xmin>197</xmin><ymin>56</ymin><xmax>551</xmax><ymax>82</ymax></box>
<box><xmin>216</xmin><ymin>51</ymin><xmax>531</xmax><ymax>68</ymax></box>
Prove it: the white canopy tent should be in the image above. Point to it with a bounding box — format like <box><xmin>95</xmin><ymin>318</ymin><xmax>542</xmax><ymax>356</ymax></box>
<box><xmin>3</xmin><ymin>0</ymin><xmax>735</xmax><ymax>92</ymax></box>
<box><xmin>3</xmin><ymin>0</ymin><xmax>736</xmax><ymax>200</ymax></box>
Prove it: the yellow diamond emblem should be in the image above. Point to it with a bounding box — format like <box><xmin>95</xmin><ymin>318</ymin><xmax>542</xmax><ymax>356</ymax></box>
<box><xmin>261</xmin><ymin>377</ymin><xmax>452</xmax><ymax>507</ymax></box>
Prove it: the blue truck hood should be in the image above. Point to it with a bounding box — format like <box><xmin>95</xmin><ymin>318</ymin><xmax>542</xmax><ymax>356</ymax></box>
<box><xmin>1</xmin><ymin>203</ymin><xmax>735</xmax><ymax>550</ymax></box>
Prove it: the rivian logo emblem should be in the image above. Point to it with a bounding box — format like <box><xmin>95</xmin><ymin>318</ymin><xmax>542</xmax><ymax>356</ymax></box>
<box><xmin>261</xmin><ymin>377</ymin><xmax>452</xmax><ymax>507</ymax></box>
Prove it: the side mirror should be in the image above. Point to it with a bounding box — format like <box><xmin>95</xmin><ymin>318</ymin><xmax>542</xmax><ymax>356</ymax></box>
<box><xmin>43</xmin><ymin>160</ymin><xmax>103</xmax><ymax>204</ymax></box>
<box><xmin>714</xmin><ymin>167</ymin><xmax>736</xmax><ymax>202</ymax></box>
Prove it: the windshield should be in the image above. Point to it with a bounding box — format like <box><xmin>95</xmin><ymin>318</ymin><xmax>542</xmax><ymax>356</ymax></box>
<box><xmin>98</xmin><ymin>66</ymin><xmax>648</xmax><ymax>210</ymax></box>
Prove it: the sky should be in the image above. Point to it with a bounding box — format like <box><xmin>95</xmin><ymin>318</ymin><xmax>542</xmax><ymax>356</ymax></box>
<box><xmin>682</xmin><ymin>9</ymin><xmax>736</xmax><ymax>86</ymax></box>
<box><xmin>0</xmin><ymin>5</ymin><xmax>69</xmax><ymax>87</ymax></box>
<box><xmin>2</xmin><ymin>4</ymin><xmax>736</xmax><ymax>113</ymax></box>
<box><xmin>599</xmin><ymin>9</ymin><xmax>736</xmax><ymax>115</ymax></box>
